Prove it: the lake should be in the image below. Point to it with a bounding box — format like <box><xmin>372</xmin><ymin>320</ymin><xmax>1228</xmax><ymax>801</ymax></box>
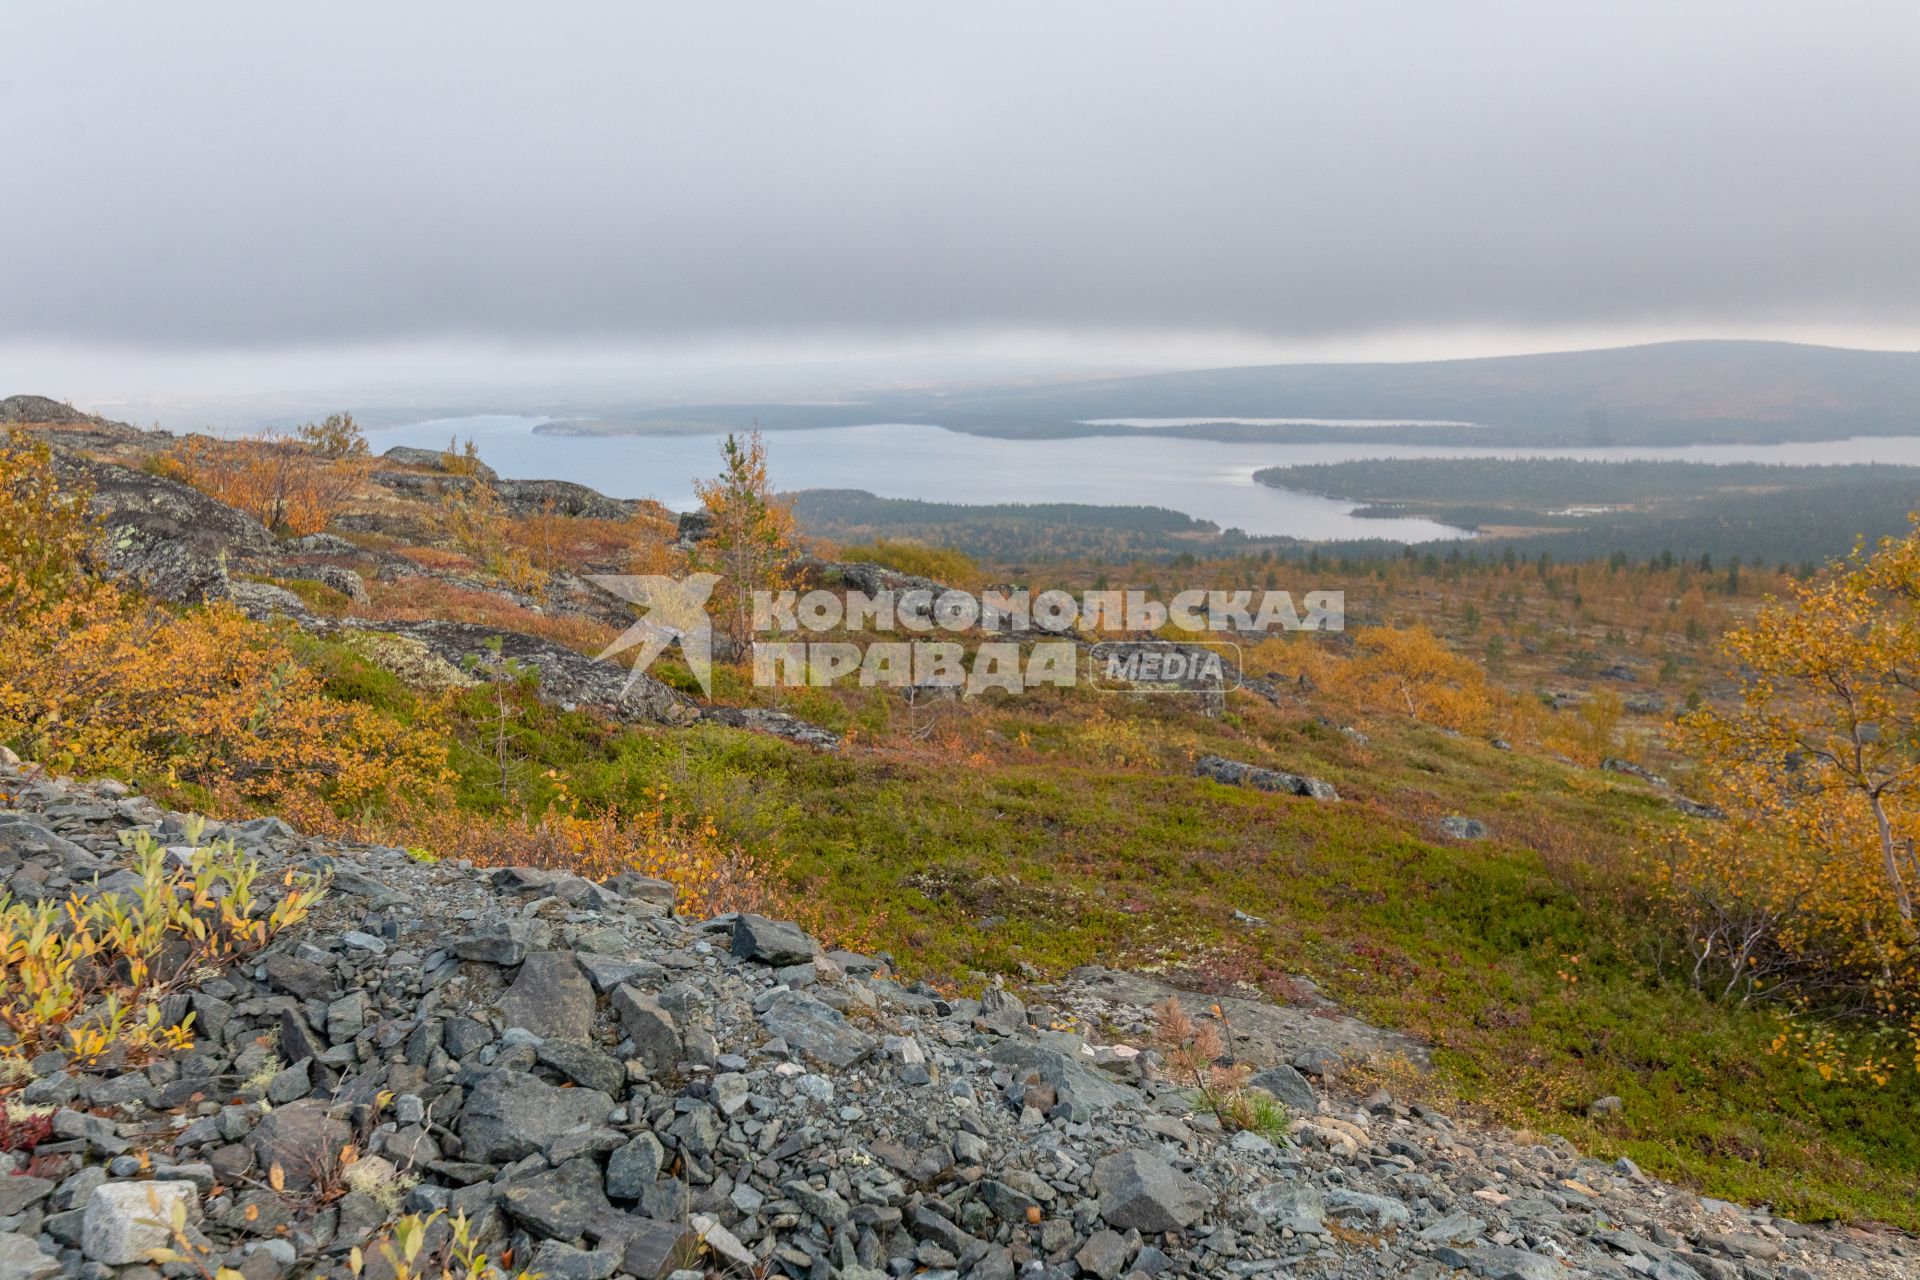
<box><xmin>370</xmin><ymin>416</ymin><xmax>1920</xmax><ymax>544</ymax></box>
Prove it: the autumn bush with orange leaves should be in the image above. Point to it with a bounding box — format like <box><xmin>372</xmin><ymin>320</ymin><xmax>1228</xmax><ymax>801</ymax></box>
<box><xmin>0</xmin><ymin>431</ymin><xmax>449</xmax><ymax>812</ymax></box>
<box><xmin>155</xmin><ymin>414</ymin><xmax>370</xmax><ymax>537</ymax></box>
<box><xmin>1249</xmin><ymin>624</ymin><xmax>1498</xmax><ymax>736</ymax></box>
<box><xmin>1151</xmin><ymin>996</ymin><xmax>1287</xmax><ymax>1138</ymax></box>
<box><xmin>1653</xmin><ymin>517</ymin><xmax>1920</xmax><ymax>1076</ymax></box>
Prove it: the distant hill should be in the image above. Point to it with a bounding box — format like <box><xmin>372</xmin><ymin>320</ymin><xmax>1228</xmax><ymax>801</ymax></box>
<box><xmin>934</xmin><ymin>339</ymin><xmax>1920</xmax><ymax>445</ymax></box>
<box><xmin>563</xmin><ymin>340</ymin><xmax>1920</xmax><ymax>446</ymax></box>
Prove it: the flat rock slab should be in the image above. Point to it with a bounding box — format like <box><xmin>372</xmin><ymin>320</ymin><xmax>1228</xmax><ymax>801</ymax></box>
<box><xmin>459</xmin><ymin>1071</ymin><xmax>616</xmax><ymax>1163</ymax></box>
<box><xmin>498</xmin><ymin>951</ymin><xmax>596</xmax><ymax>1040</ymax></box>
<box><xmin>499</xmin><ymin>1158</ymin><xmax>614</xmax><ymax>1241</ymax></box>
<box><xmin>1059</xmin><ymin>966</ymin><xmax>1430</xmax><ymax>1074</ymax></box>
<box><xmin>758</xmin><ymin>991</ymin><xmax>876</xmax><ymax>1067</ymax></box>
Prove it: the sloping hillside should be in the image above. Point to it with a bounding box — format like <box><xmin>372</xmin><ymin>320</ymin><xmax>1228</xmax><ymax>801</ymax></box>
<box><xmin>544</xmin><ymin>341</ymin><xmax>1920</xmax><ymax>446</ymax></box>
<box><xmin>6</xmin><ymin>399</ymin><xmax>1920</xmax><ymax>1254</ymax></box>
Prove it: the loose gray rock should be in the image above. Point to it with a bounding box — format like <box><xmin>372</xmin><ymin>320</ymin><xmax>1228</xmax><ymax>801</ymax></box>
<box><xmin>1195</xmin><ymin>754</ymin><xmax>1339</xmax><ymax>801</ymax></box>
<box><xmin>498</xmin><ymin>1158</ymin><xmax>614</xmax><ymax>1240</ymax></box>
<box><xmin>459</xmin><ymin>1071</ymin><xmax>616</xmax><ymax>1163</ymax></box>
<box><xmin>607</xmin><ymin>1132</ymin><xmax>668</xmax><ymax>1199</ymax></box>
<box><xmin>1250</xmin><ymin>1181</ymin><xmax>1325</xmax><ymax>1234</ymax></box>
<box><xmin>731</xmin><ymin>913</ymin><xmax>817</xmax><ymax>966</ymax></box>
<box><xmin>1076</xmin><ymin>1228</ymin><xmax>1132</xmax><ymax>1280</ymax></box>
<box><xmin>534</xmin><ymin>1038</ymin><xmax>625</xmax><ymax>1095</ymax></box>
<box><xmin>248</xmin><ymin>1101</ymin><xmax>352</xmax><ymax>1192</ymax></box>
<box><xmin>498</xmin><ymin>951</ymin><xmax>596</xmax><ymax>1041</ymax></box>
<box><xmin>1246</xmin><ymin>1063</ymin><xmax>1316</xmax><ymax>1113</ymax></box>
<box><xmin>0</xmin><ymin>1233</ymin><xmax>61</xmax><ymax>1280</ymax></box>
<box><xmin>758</xmin><ymin>991</ymin><xmax>876</xmax><ymax>1067</ymax></box>
<box><xmin>450</xmin><ymin>921</ymin><xmax>537</xmax><ymax>965</ymax></box>
<box><xmin>1091</xmin><ymin>1149</ymin><xmax>1212</xmax><ymax>1233</ymax></box>
<box><xmin>612</xmin><ymin>985</ymin><xmax>683</xmax><ymax>1069</ymax></box>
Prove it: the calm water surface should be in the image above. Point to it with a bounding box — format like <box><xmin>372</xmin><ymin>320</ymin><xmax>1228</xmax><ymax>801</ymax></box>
<box><xmin>372</xmin><ymin>417</ymin><xmax>1920</xmax><ymax>544</ymax></box>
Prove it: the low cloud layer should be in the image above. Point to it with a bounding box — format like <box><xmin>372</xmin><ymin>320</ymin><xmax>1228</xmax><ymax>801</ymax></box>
<box><xmin>4</xmin><ymin>2</ymin><xmax>1918</xmax><ymax>356</ymax></box>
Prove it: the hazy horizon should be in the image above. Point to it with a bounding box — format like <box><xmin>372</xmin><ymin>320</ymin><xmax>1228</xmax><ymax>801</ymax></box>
<box><xmin>5</xmin><ymin>2</ymin><xmax>1920</xmax><ymax>421</ymax></box>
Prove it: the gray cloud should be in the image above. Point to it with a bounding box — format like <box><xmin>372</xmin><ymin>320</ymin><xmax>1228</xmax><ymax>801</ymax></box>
<box><xmin>3</xmin><ymin>1</ymin><xmax>1918</xmax><ymax>353</ymax></box>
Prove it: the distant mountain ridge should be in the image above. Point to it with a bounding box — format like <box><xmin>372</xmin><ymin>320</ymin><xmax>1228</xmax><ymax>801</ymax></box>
<box><xmin>547</xmin><ymin>340</ymin><xmax>1920</xmax><ymax>447</ymax></box>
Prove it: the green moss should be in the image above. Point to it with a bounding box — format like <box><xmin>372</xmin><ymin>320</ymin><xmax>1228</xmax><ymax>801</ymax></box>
<box><xmin>276</xmin><ymin>631</ymin><xmax>1920</xmax><ymax>1227</ymax></box>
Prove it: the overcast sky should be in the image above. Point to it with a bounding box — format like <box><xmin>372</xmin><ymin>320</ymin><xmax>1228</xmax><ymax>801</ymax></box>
<box><xmin>4</xmin><ymin>2</ymin><xmax>1918</xmax><ymax>407</ymax></box>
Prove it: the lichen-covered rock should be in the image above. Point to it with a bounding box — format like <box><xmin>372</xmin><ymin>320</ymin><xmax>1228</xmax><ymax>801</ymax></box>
<box><xmin>56</xmin><ymin>454</ymin><xmax>277</xmax><ymax>604</ymax></box>
<box><xmin>341</xmin><ymin>618</ymin><xmax>696</xmax><ymax>727</ymax></box>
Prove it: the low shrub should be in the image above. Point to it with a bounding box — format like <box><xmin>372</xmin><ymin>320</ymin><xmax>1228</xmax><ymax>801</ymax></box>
<box><xmin>335</xmin><ymin>783</ymin><xmax>782</xmax><ymax>920</ymax></box>
<box><xmin>836</xmin><ymin>539</ymin><xmax>981</xmax><ymax>586</ymax></box>
<box><xmin>160</xmin><ymin>426</ymin><xmax>368</xmax><ymax>537</ymax></box>
<box><xmin>0</xmin><ymin>828</ymin><xmax>324</xmax><ymax>1064</ymax></box>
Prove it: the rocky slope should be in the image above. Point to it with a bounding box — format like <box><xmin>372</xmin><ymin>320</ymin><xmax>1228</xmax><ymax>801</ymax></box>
<box><xmin>2</xmin><ymin>762</ymin><xmax>1912</xmax><ymax>1280</ymax></box>
<box><xmin>5</xmin><ymin>408</ymin><xmax>839</xmax><ymax>749</ymax></box>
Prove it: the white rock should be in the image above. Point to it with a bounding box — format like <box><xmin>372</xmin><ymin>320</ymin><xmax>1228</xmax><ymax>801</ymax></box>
<box><xmin>82</xmin><ymin>1181</ymin><xmax>198</xmax><ymax>1265</ymax></box>
<box><xmin>0</xmin><ymin>1233</ymin><xmax>62</xmax><ymax>1280</ymax></box>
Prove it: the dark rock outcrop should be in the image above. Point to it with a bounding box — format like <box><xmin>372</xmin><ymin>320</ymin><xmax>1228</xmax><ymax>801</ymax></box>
<box><xmin>379</xmin><ymin>443</ymin><xmax>500</xmax><ymax>484</ymax></box>
<box><xmin>339</xmin><ymin>617</ymin><xmax>697</xmax><ymax>727</ymax></box>
<box><xmin>495</xmin><ymin>478</ymin><xmax>636</xmax><ymax>519</ymax></box>
<box><xmin>55</xmin><ymin>455</ymin><xmax>277</xmax><ymax>604</ymax></box>
<box><xmin>1195</xmin><ymin>754</ymin><xmax>1339</xmax><ymax>802</ymax></box>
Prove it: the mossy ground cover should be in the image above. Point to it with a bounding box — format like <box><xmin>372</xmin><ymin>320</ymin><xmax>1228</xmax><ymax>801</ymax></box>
<box><xmin>299</xmin><ymin>639</ymin><xmax>1920</xmax><ymax>1228</ymax></box>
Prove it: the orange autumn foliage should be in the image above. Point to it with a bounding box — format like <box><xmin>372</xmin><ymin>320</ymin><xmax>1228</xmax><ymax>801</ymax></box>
<box><xmin>0</xmin><ymin>434</ymin><xmax>448</xmax><ymax>811</ymax></box>
<box><xmin>1655</xmin><ymin>517</ymin><xmax>1920</xmax><ymax>1075</ymax></box>
<box><xmin>332</xmin><ymin>783</ymin><xmax>782</xmax><ymax>921</ymax></box>
<box><xmin>160</xmin><ymin>424</ymin><xmax>368</xmax><ymax>537</ymax></box>
<box><xmin>1327</xmin><ymin>624</ymin><xmax>1497</xmax><ymax>733</ymax></box>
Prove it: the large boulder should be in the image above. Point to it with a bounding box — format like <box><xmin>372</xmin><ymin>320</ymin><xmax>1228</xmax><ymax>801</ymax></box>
<box><xmin>343</xmin><ymin>619</ymin><xmax>696</xmax><ymax>727</ymax></box>
<box><xmin>379</xmin><ymin>444</ymin><xmax>500</xmax><ymax>484</ymax></box>
<box><xmin>1091</xmin><ymin>1149</ymin><xmax>1212</xmax><ymax>1233</ymax></box>
<box><xmin>498</xmin><ymin>1158</ymin><xmax>615</xmax><ymax>1240</ymax></box>
<box><xmin>495</xmin><ymin>478</ymin><xmax>634</xmax><ymax>519</ymax></box>
<box><xmin>55</xmin><ymin>454</ymin><xmax>277</xmax><ymax>604</ymax></box>
<box><xmin>731</xmin><ymin>914</ymin><xmax>817</xmax><ymax>966</ymax></box>
<box><xmin>459</xmin><ymin>1071</ymin><xmax>616</xmax><ymax>1163</ymax></box>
